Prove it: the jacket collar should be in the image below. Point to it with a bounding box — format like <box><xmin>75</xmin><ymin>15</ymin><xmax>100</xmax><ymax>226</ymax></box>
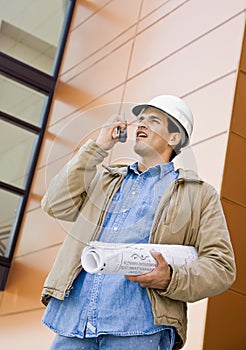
<box><xmin>176</xmin><ymin>168</ymin><xmax>203</xmax><ymax>184</ymax></box>
<box><xmin>102</xmin><ymin>164</ymin><xmax>128</xmax><ymax>176</ymax></box>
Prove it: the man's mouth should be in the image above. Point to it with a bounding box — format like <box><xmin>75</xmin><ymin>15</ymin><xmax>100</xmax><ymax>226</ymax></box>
<box><xmin>136</xmin><ymin>130</ymin><xmax>148</xmax><ymax>138</ymax></box>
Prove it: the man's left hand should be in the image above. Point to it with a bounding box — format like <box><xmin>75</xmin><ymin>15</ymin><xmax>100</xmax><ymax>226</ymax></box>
<box><xmin>125</xmin><ymin>250</ymin><xmax>172</xmax><ymax>290</ymax></box>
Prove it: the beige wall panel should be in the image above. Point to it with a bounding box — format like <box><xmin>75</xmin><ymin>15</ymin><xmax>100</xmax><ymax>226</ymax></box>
<box><xmin>61</xmin><ymin>0</ymin><xmax>141</xmax><ymax>74</ymax></box>
<box><xmin>183</xmin><ymin>299</ymin><xmax>208</xmax><ymax>350</ymax></box>
<box><xmin>39</xmin><ymin>87</ymin><xmax>123</xmax><ymax>166</ymax></box>
<box><xmin>139</xmin><ymin>0</ymin><xmax>246</xmax><ymax>32</ymax></box>
<box><xmin>222</xmin><ymin>200</ymin><xmax>246</xmax><ymax>294</ymax></box>
<box><xmin>129</xmin><ymin>12</ymin><xmax>244</xmax><ymax>78</ymax></box>
<box><xmin>23</xmin><ymin>191</ymin><xmax>43</xmax><ymax>213</ymax></box>
<box><xmin>46</xmin><ymin>100</ymin><xmax>124</xmax><ymax>161</ymax></box>
<box><xmin>0</xmin><ymin>309</ymin><xmax>54</xmax><ymax>350</ymax></box>
<box><xmin>231</xmin><ymin>72</ymin><xmax>246</xmax><ymax>138</ymax></box>
<box><xmin>203</xmin><ymin>290</ymin><xmax>245</xmax><ymax>350</ymax></box>
<box><xmin>124</xmin><ymin>15</ymin><xmax>244</xmax><ymax>102</ymax></box>
<box><xmin>27</xmin><ymin>155</ymin><xmax>72</xmax><ymax>211</ymax></box>
<box><xmin>33</xmin><ymin>149</ymin><xmax>109</xmax><ymax>214</ymax></box>
<box><xmin>174</xmin><ymin>133</ymin><xmax>228</xmax><ymax>191</ymax></box>
<box><xmin>222</xmin><ymin>133</ymin><xmax>246</xmax><ymax>206</ymax></box>
<box><xmin>240</xmin><ymin>27</ymin><xmax>246</xmax><ymax>72</ymax></box>
<box><xmin>46</xmin><ymin>41</ymin><xmax>131</xmax><ymax>127</ymax></box>
<box><xmin>61</xmin><ymin>41</ymin><xmax>132</xmax><ymax>97</ymax></box>
<box><xmin>44</xmin><ymin>82</ymin><xmax>82</xmax><ymax>129</ymax></box>
<box><xmin>139</xmin><ymin>0</ymin><xmax>187</xmax><ymax>28</ymax></box>
<box><xmin>61</xmin><ymin>26</ymin><xmax>136</xmax><ymax>82</ymax></box>
<box><xmin>184</xmin><ymin>74</ymin><xmax>237</xmax><ymax>144</ymax></box>
<box><xmin>38</xmin><ymin>121</ymin><xmax>84</xmax><ymax>167</ymax></box>
<box><xmin>0</xmin><ymin>247</ymin><xmax>60</xmax><ymax>315</ymax></box>
<box><xmin>14</xmin><ymin>207</ymin><xmax>69</xmax><ymax>257</ymax></box>
<box><xmin>71</xmin><ymin>0</ymin><xmax>111</xmax><ymax>30</ymax></box>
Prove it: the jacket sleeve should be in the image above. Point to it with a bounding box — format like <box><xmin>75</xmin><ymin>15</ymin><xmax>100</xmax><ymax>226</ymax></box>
<box><xmin>41</xmin><ymin>140</ymin><xmax>108</xmax><ymax>221</ymax></box>
<box><xmin>157</xmin><ymin>184</ymin><xmax>236</xmax><ymax>302</ymax></box>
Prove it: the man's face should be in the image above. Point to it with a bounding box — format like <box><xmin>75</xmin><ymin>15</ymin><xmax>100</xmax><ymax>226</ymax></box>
<box><xmin>133</xmin><ymin>107</ymin><xmax>172</xmax><ymax>157</ymax></box>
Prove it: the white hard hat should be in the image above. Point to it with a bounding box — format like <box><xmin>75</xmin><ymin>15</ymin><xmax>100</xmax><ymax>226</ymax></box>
<box><xmin>132</xmin><ymin>95</ymin><xmax>194</xmax><ymax>147</ymax></box>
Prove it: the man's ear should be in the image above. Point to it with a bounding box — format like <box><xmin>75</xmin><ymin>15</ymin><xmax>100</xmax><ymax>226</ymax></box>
<box><xmin>168</xmin><ymin>132</ymin><xmax>182</xmax><ymax>146</ymax></box>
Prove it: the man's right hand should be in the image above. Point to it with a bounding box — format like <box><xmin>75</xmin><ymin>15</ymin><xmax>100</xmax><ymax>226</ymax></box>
<box><xmin>96</xmin><ymin>113</ymin><xmax>127</xmax><ymax>151</ymax></box>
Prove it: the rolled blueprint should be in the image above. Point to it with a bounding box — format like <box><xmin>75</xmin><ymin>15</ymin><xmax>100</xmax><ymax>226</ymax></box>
<box><xmin>81</xmin><ymin>241</ymin><xmax>198</xmax><ymax>275</ymax></box>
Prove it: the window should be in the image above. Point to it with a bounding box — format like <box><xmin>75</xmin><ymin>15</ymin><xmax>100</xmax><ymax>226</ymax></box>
<box><xmin>0</xmin><ymin>0</ymin><xmax>75</xmax><ymax>290</ymax></box>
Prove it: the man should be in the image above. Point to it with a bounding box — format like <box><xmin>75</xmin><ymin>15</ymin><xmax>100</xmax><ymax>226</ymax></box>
<box><xmin>41</xmin><ymin>95</ymin><xmax>236</xmax><ymax>349</ymax></box>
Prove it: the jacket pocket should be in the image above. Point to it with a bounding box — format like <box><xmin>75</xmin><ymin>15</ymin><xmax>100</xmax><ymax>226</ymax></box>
<box><xmin>149</xmin><ymin>289</ymin><xmax>187</xmax><ymax>328</ymax></box>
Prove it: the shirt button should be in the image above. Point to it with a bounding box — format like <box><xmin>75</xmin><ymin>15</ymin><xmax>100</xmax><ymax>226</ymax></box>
<box><xmin>131</xmin><ymin>191</ymin><xmax>136</xmax><ymax>195</ymax></box>
<box><xmin>113</xmin><ymin>227</ymin><xmax>118</xmax><ymax>231</ymax></box>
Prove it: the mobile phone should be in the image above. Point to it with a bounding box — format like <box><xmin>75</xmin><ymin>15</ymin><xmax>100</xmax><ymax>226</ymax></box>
<box><xmin>117</xmin><ymin>126</ymin><xmax>127</xmax><ymax>143</ymax></box>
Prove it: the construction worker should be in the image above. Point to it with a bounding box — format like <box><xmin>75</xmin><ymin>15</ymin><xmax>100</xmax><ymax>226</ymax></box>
<box><xmin>41</xmin><ymin>95</ymin><xmax>236</xmax><ymax>349</ymax></box>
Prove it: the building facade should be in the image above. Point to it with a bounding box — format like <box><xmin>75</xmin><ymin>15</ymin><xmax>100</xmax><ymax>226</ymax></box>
<box><xmin>0</xmin><ymin>1</ymin><xmax>245</xmax><ymax>349</ymax></box>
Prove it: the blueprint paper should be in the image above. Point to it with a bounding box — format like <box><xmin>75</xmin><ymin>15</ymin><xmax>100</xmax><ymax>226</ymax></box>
<box><xmin>81</xmin><ymin>241</ymin><xmax>198</xmax><ymax>275</ymax></box>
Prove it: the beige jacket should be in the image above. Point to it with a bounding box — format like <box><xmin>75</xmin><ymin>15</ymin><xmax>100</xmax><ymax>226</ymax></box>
<box><xmin>41</xmin><ymin>140</ymin><xmax>236</xmax><ymax>349</ymax></box>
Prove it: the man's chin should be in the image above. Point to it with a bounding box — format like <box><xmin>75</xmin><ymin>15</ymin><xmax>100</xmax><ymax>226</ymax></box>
<box><xmin>134</xmin><ymin>141</ymin><xmax>151</xmax><ymax>156</ymax></box>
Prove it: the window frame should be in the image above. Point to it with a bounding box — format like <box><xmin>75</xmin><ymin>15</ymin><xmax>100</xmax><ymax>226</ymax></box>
<box><xmin>0</xmin><ymin>0</ymin><xmax>76</xmax><ymax>290</ymax></box>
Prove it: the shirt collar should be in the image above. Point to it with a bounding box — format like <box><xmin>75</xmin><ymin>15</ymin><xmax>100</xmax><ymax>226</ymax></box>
<box><xmin>127</xmin><ymin>162</ymin><xmax>175</xmax><ymax>179</ymax></box>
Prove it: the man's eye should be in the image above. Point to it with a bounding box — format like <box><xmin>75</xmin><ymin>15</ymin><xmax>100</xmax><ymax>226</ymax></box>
<box><xmin>151</xmin><ymin>118</ymin><xmax>160</xmax><ymax>124</ymax></box>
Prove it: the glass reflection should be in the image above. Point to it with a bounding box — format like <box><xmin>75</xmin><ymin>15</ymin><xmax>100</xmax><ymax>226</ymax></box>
<box><xmin>0</xmin><ymin>189</ymin><xmax>22</xmax><ymax>257</ymax></box>
<box><xmin>0</xmin><ymin>120</ymin><xmax>38</xmax><ymax>188</ymax></box>
<box><xmin>0</xmin><ymin>0</ymin><xmax>68</xmax><ymax>74</ymax></box>
<box><xmin>0</xmin><ymin>75</ymin><xmax>46</xmax><ymax>126</ymax></box>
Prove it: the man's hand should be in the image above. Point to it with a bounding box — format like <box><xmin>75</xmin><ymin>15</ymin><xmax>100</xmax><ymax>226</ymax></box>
<box><xmin>125</xmin><ymin>250</ymin><xmax>172</xmax><ymax>290</ymax></box>
<box><xmin>96</xmin><ymin>113</ymin><xmax>127</xmax><ymax>151</ymax></box>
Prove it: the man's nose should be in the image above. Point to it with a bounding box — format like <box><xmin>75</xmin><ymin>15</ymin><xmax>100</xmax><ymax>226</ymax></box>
<box><xmin>137</xmin><ymin>124</ymin><xmax>148</xmax><ymax>133</ymax></box>
<box><xmin>137</xmin><ymin>119</ymin><xmax>148</xmax><ymax>128</ymax></box>
<box><xmin>138</xmin><ymin>123</ymin><xmax>147</xmax><ymax>128</ymax></box>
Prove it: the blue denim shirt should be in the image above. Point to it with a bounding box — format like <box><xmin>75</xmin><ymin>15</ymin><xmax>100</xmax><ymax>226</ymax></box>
<box><xmin>43</xmin><ymin>162</ymin><xmax>178</xmax><ymax>338</ymax></box>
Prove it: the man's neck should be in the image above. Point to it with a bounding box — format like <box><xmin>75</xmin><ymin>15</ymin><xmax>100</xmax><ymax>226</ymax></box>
<box><xmin>137</xmin><ymin>155</ymin><xmax>171</xmax><ymax>172</ymax></box>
